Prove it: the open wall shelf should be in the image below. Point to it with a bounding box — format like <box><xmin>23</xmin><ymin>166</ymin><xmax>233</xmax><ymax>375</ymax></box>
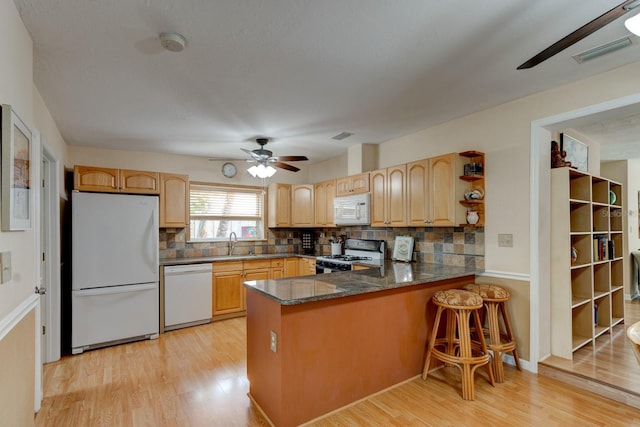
<box><xmin>550</xmin><ymin>167</ymin><xmax>626</xmax><ymax>360</ymax></box>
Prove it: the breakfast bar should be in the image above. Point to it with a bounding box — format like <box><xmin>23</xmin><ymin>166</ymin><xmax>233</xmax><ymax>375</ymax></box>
<box><xmin>244</xmin><ymin>262</ymin><xmax>483</xmax><ymax>427</ymax></box>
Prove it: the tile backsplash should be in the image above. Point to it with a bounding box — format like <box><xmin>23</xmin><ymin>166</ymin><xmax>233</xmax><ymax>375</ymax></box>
<box><xmin>160</xmin><ymin>226</ymin><xmax>484</xmax><ymax>269</ymax></box>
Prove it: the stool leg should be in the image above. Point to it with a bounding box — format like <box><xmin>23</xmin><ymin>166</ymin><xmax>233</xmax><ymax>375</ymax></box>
<box><xmin>473</xmin><ymin>308</ymin><xmax>495</xmax><ymax>388</ymax></box>
<box><xmin>423</xmin><ymin>305</ymin><xmax>444</xmax><ymax>380</ymax></box>
<box><xmin>485</xmin><ymin>301</ymin><xmax>505</xmax><ymax>382</ymax></box>
<box><xmin>499</xmin><ymin>301</ymin><xmax>522</xmax><ymax>371</ymax></box>
<box><xmin>456</xmin><ymin>309</ymin><xmax>473</xmax><ymax>400</ymax></box>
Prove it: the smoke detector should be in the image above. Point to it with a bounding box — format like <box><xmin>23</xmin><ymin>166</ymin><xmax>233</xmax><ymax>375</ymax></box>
<box><xmin>159</xmin><ymin>32</ymin><xmax>186</xmax><ymax>52</ymax></box>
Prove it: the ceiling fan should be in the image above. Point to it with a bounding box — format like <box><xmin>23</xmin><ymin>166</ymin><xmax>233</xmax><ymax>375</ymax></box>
<box><xmin>211</xmin><ymin>138</ymin><xmax>309</xmax><ymax>172</ymax></box>
<box><xmin>518</xmin><ymin>0</ymin><xmax>640</xmax><ymax>69</ymax></box>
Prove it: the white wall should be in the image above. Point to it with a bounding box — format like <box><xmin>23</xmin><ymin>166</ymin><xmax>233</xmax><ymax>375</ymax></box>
<box><xmin>0</xmin><ymin>0</ymin><xmax>36</xmax><ymax>320</ymax></box>
<box><xmin>628</xmin><ymin>158</ymin><xmax>640</xmax><ymax>254</ymax></box>
<box><xmin>370</xmin><ymin>61</ymin><xmax>640</xmax><ymax>276</ymax></box>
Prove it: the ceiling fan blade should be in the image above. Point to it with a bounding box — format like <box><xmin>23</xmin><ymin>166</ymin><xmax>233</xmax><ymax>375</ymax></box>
<box><xmin>209</xmin><ymin>157</ymin><xmax>254</xmax><ymax>163</ymax></box>
<box><xmin>273</xmin><ymin>161</ymin><xmax>300</xmax><ymax>172</ymax></box>
<box><xmin>241</xmin><ymin>148</ymin><xmax>263</xmax><ymax>160</ymax></box>
<box><xmin>517</xmin><ymin>0</ymin><xmax>636</xmax><ymax>70</ymax></box>
<box><xmin>274</xmin><ymin>155</ymin><xmax>309</xmax><ymax>162</ymax></box>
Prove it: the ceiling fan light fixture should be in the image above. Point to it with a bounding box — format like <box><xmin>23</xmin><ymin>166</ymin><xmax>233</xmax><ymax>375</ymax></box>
<box><xmin>572</xmin><ymin>36</ymin><xmax>635</xmax><ymax>64</ymax></box>
<box><xmin>248</xmin><ymin>164</ymin><xmax>276</xmax><ymax>178</ymax></box>
<box><xmin>626</xmin><ymin>12</ymin><xmax>640</xmax><ymax>36</ymax></box>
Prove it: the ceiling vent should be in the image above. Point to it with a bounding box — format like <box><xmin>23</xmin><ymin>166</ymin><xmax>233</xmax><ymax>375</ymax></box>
<box><xmin>572</xmin><ymin>36</ymin><xmax>636</xmax><ymax>63</ymax></box>
<box><xmin>332</xmin><ymin>132</ymin><xmax>353</xmax><ymax>141</ymax></box>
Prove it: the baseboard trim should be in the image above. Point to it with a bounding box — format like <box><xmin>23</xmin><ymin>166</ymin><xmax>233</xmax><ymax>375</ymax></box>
<box><xmin>478</xmin><ymin>270</ymin><xmax>530</xmax><ymax>282</ymax></box>
<box><xmin>0</xmin><ymin>294</ymin><xmax>39</xmax><ymax>342</ymax></box>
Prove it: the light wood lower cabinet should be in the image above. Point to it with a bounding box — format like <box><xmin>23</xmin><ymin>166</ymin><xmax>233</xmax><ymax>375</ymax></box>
<box><xmin>212</xmin><ymin>261</ymin><xmax>244</xmax><ymax>316</ymax></box>
<box><xmin>284</xmin><ymin>257</ymin><xmax>299</xmax><ymax>277</ymax></box>
<box><xmin>298</xmin><ymin>258</ymin><xmax>316</xmax><ymax>276</ymax></box>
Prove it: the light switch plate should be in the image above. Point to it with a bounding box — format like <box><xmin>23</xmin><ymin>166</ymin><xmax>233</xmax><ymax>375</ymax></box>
<box><xmin>498</xmin><ymin>234</ymin><xmax>513</xmax><ymax>248</ymax></box>
<box><xmin>0</xmin><ymin>251</ymin><xmax>12</xmax><ymax>284</ymax></box>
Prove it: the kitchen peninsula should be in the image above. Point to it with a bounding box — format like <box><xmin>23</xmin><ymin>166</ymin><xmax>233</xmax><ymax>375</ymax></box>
<box><xmin>244</xmin><ymin>261</ymin><xmax>482</xmax><ymax>427</ymax></box>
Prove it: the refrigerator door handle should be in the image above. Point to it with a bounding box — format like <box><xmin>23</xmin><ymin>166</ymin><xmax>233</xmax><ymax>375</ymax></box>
<box><xmin>74</xmin><ymin>283</ymin><xmax>157</xmax><ymax>297</ymax></box>
<box><xmin>150</xmin><ymin>209</ymin><xmax>157</xmax><ymax>269</ymax></box>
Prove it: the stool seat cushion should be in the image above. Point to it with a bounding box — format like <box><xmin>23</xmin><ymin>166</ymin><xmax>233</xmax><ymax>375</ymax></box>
<box><xmin>433</xmin><ymin>289</ymin><xmax>483</xmax><ymax>307</ymax></box>
<box><xmin>463</xmin><ymin>283</ymin><xmax>510</xmax><ymax>300</ymax></box>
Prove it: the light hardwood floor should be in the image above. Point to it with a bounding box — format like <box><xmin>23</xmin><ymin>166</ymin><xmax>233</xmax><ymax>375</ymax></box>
<box><xmin>36</xmin><ymin>316</ymin><xmax>640</xmax><ymax>427</ymax></box>
<box><xmin>540</xmin><ymin>300</ymin><xmax>640</xmax><ymax>397</ymax></box>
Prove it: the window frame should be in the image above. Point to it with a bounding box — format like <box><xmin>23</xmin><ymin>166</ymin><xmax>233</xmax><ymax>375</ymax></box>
<box><xmin>188</xmin><ymin>181</ymin><xmax>267</xmax><ymax>242</ymax></box>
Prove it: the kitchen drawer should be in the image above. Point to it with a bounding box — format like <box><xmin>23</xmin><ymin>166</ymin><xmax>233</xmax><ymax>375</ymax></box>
<box><xmin>244</xmin><ymin>259</ymin><xmax>271</xmax><ymax>270</ymax></box>
<box><xmin>213</xmin><ymin>261</ymin><xmax>243</xmax><ymax>272</ymax></box>
<box><xmin>271</xmin><ymin>258</ymin><xmax>284</xmax><ymax>268</ymax></box>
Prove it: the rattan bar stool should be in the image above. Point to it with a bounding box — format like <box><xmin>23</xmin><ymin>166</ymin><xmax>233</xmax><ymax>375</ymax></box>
<box><xmin>422</xmin><ymin>289</ymin><xmax>495</xmax><ymax>400</ymax></box>
<box><xmin>463</xmin><ymin>283</ymin><xmax>521</xmax><ymax>382</ymax></box>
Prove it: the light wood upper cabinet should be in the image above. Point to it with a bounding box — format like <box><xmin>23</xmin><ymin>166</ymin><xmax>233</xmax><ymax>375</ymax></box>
<box><xmin>406</xmin><ymin>160</ymin><xmax>429</xmax><ymax>226</ymax></box>
<box><xmin>159</xmin><ymin>173</ymin><xmax>189</xmax><ymax>228</ymax></box>
<box><xmin>370</xmin><ymin>165</ymin><xmax>406</xmax><ymax>227</ymax></box>
<box><xmin>74</xmin><ymin>166</ymin><xmax>119</xmax><ymax>193</ymax></box>
<box><xmin>268</xmin><ymin>183</ymin><xmax>291</xmax><ymax>227</ymax></box>
<box><xmin>429</xmin><ymin>154</ymin><xmax>460</xmax><ymax>226</ymax></box>
<box><xmin>336</xmin><ymin>172</ymin><xmax>369</xmax><ymax>196</ymax></box>
<box><xmin>74</xmin><ymin>165</ymin><xmax>160</xmax><ymax>194</ymax></box>
<box><xmin>407</xmin><ymin>154</ymin><xmax>465</xmax><ymax>226</ymax></box>
<box><xmin>314</xmin><ymin>180</ymin><xmax>336</xmax><ymax>227</ymax></box>
<box><xmin>120</xmin><ymin>169</ymin><xmax>160</xmax><ymax>194</ymax></box>
<box><xmin>291</xmin><ymin>185</ymin><xmax>314</xmax><ymax>227</ymax></box>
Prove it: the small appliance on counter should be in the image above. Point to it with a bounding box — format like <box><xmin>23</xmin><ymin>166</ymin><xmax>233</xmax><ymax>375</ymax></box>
<box><xmin>316</xmin><ymin>238</ymin><xmax>385</xmax><ymax>273</ymax></box>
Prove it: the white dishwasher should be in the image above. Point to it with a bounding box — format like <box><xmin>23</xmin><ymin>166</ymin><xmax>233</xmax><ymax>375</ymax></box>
<box><xmin>164</xmin><ymin>263</ymin><xmax>213</xmax><ymax>331</ymax></box>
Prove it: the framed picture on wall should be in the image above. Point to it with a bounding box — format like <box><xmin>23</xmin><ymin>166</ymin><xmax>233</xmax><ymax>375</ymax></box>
<box><xmin>1</xmin><ymin>104</ymin><xmax>32</xmax><ymax>231</ymax></box>
<box><xmin>561</xmin><ymin>133</ymin><xmax>588</xmax><ymax>172</ymax></box>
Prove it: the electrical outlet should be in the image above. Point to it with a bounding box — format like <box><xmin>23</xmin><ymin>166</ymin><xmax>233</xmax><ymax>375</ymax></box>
<box><xmin>270</xmin><ymin>330</ymin><xmax>277</xmax><ymax>352</ymax></box>
<box><xmin>498</xmin><ymin>234</ymin><xmax>513</xmax><ymax>248</ymax></box>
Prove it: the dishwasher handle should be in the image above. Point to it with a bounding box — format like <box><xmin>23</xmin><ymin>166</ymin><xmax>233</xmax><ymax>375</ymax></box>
<box><xmin>164</xmin><ymin>264</ymin><xmax>213</xmax><ymax>275</ymax></box>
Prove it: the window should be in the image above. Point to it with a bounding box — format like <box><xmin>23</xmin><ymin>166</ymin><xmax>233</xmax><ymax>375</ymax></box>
<box><xmin>189</xmin><ymin>183</ymin><xmax>265</xmax><ymax>241</ymax></box>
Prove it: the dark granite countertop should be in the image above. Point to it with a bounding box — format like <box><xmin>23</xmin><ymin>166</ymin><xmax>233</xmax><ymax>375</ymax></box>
<box><xmin>160</xmin><ymin>253</ymin><xmax>317</xmax><ymax>266</ymax></box>
<box><xmin>244</xmin><ymin>261</ymin><xmax>482</xmax><ymax>305</ymax></box>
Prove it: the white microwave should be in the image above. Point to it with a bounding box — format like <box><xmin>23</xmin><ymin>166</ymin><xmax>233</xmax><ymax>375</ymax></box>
<box><xmin>334</xmin><ymin>193</ymin><xmax>371</xmax><ymax>226</ymax></box>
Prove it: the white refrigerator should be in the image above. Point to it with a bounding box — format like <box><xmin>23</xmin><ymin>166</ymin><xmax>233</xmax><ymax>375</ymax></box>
<box><xmin>71</xmin><ymin>192</ymin><xmax>159</xmax><ymax>354</ymax></box>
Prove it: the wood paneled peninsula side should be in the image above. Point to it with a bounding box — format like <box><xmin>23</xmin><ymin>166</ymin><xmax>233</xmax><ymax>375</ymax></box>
<box><xmin>244</xmin><ymin>261</ymin><xmax>483</xmax><ymax>427</ymax></box>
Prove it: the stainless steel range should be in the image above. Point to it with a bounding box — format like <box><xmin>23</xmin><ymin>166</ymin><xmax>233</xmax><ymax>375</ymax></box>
<box><xmin>316</xmin><ymin>238</ymin><xmax>385</xmax><ymax>273</ymax></box>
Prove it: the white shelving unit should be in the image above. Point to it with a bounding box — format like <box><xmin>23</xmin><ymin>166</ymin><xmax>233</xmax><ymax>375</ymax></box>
<box><xmin>550</xmin><ymin>167</ymin><xmax>625</xmax><ymax>360</ymax></box>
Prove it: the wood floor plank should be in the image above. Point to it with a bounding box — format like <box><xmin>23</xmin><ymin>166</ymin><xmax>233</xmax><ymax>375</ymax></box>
<box><xmin>36</xmin><ymin>315</ymin><xmax>640</xmax><ymax>427</ymax></box>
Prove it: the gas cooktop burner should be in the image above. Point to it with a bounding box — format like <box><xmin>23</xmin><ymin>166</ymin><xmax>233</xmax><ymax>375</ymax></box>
<box><xmin>319</xmin><ymin>255</ymin><xmax>373</xmax><ymax>262</ymax></box>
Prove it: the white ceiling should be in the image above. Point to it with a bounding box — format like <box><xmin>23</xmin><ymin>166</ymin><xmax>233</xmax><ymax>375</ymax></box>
<box><xmin>13</xmin><ymin>0</ymin><xmax>640</xmax><ymax>164</ymax></box>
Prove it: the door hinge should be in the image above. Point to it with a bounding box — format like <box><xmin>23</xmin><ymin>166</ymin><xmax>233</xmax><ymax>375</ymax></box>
<box><xmin>42</xmin><ymin>325</ymin><xmax>46</xmax><ymax>335</ymax></box>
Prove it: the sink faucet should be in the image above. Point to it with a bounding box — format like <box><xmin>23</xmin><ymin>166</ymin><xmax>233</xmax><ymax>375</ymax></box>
<box><xmin>228</xmin><ymin>232</ymin><xmax>237</xmax><ymax>256</ymax></box>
